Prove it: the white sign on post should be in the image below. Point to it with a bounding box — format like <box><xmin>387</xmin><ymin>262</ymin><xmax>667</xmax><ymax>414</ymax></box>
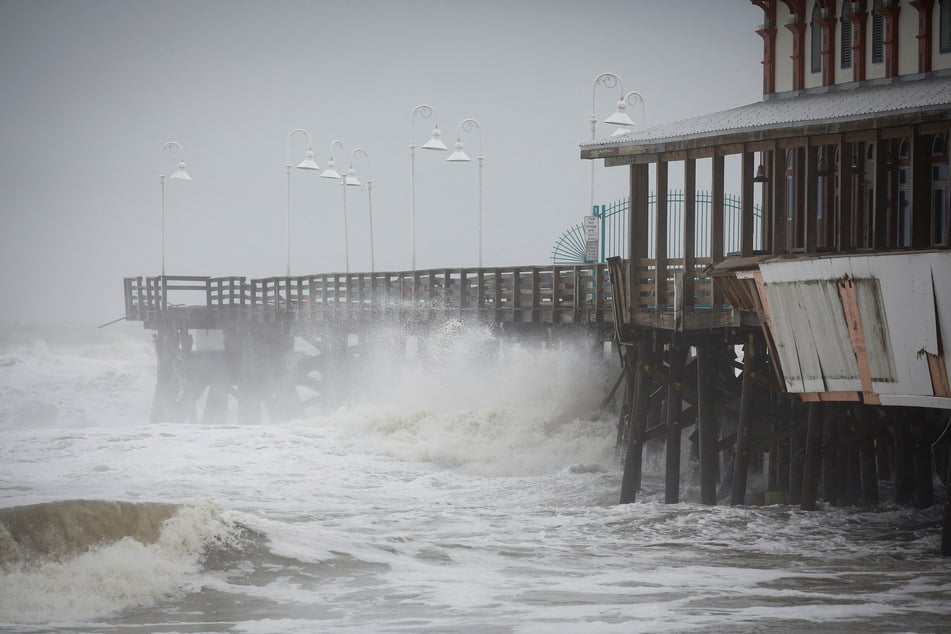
<box><xmin>583</xmin><ymin>216</ymin><xmax>599</xmax><ymax>262</ymax></box>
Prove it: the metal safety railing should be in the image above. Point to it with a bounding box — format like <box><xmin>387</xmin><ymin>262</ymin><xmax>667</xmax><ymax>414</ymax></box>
<box><xmin>551</xmin><ymin>191</ymin><xmax>763</xmax><ymax>264</ymax></box>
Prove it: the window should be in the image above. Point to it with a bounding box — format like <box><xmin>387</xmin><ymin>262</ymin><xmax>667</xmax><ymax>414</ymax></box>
<box><xmin>841</xmin><ymin>6</ymin><xmax>853</xmax><ymax>69</ymax></box>
<box><xmin>811</xmin><ymin>3</ymin><xmax>823</xmax><ymax>74</ymax></box>
<box><xmin>871</xmin><ymin>0</ymin><xmax>884</xmax><ymax>64</ymax></box>
<box><xmin>942</xmin><ymin>0</ymin><xmax>951</xmax><ymax>54</ymax></box>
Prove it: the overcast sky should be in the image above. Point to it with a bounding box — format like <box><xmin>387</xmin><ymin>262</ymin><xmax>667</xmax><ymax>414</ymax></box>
<box><xmin>0</xmin><ymin>0</ymin><xmax>762</xmax><ymax>325</ymax></box>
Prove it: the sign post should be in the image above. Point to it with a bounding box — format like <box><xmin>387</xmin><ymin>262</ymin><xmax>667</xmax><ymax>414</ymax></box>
<box><xmin>583</xmin><ymin>215</ymin><xmax>599</xmax><ymax>263</ymax></box>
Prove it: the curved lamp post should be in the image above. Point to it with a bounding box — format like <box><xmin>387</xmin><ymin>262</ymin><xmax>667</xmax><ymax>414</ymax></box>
<box><xmin>345</xmin><ymin>147</ymin><xmax>374</xmax><ymax>273</ymax></box>
<box><xmin>285</xmin><ymin>128</ymin><xmax>320</xmax><ymax>276</ymax></box>
<box><xmin>410</xmin><ymin>104</ymin><xmax>447</xmax><ymax>270</ymax></box>
<box><xmin>160</xmin><ymin>141</ymin><xmax>192</xmax><ymax>277</ymax></box>
<box><xmin>321</xmin><ymin>140</ymin><xmax>351</xmax><ymax>273</ymax></box>
<box><xmin>590</xmin><ymin>73</ymin><xmax>647</xmax><ymax>215</ymax></box>
<box><xmin>447</xmin><ymin>118</ymin><xmax>484</xmax><ymax>267</ymax></box>
<box><xmin>320</xmin><ymin>139</ymin><xmax>344</xmax><ymax>179</ymax></box>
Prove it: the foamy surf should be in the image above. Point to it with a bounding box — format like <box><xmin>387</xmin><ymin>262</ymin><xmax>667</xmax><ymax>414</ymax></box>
<box><xmin>0</xmin><ymin>500</ymin><xmax>245</xmax><ymax>624</ymax></box>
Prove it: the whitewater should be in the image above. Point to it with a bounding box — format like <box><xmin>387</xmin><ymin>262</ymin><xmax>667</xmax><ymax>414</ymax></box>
<box><xmin>1</xmin><ymin>322</ymin><xmax>949</xmax><ymax>633</ymax></box>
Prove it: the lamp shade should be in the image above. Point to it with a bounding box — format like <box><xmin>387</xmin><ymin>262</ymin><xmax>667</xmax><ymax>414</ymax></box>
<box><xmin>170</xmin><ymin>160</ymin><xmax>192</xmax><ymax>180</ymax></box>
<box><xmin>345</xmin><ymin>167</ymin><xmax>361</xmax><ymax>187</ymax></box>
<box><xmin>603</xmin><ymin>100</ymin><xmax>635</xmax><ymax>127</ymax></box>
<box><xmin>446</xmin><ymin>140</ymin><xmax>471</xmax><ymax>162</ymax></box>
<box><xmin>297</xmin><ymin>149</ymin><xmax>320</xmax><ymax>170</ymax></box>
<box><xmin>422</xmin><ymin>126</ymin><xmax>448</xmax><ymax>151</ymax></box>
<box><xmin>320</xmin><ymin>158</ymin><xmax>341</xmax><ymax>179</ymax></box>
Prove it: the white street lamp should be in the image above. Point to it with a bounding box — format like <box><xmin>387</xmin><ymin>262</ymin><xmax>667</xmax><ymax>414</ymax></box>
<box><xmin>285</xmin><ymin>128</ymin><xmax>320</xmax><ymax>276</ymax></box>
<box><xmin>605</xmin><ymin>90</ymin><xmax>646</xmax><ymax>131</ymax></box>
<box><xmin>160</xmin><ymin>141</ymin><xmax>191</xmax><ymax>277</ymax></box>
<box><xmin>320</xmin><ymin>139</ymin><xmax>344</xmax><ymax>180</ymax></box>
<box><xmin>320</xmin><ymin>140</ymin><xmax>351</xmax><ymax>273</ymax></box>
<box><xmin>590</xmin><ymin>74</ymin><xmax>649</xmax><ymax>217</ymax></box>
<box><xmin>447</xmin><ymin>118</ymin><xmax>484</xmax><ymax>267</ymax></box>
<box><xmin>410</xmin><ymin>104</ymin><xmax>447</xmax><ymax>271</ymax></box>
<box><xmin>346</xmin><ymin>147</ymin><xmax>374</xmax><ymax>273</ymax></box>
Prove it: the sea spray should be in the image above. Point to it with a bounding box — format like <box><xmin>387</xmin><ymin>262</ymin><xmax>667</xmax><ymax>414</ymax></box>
<box><xmin>309</xmin><ymin>322</ymin><xmax>619</xmax><ymax>476</ymax></box>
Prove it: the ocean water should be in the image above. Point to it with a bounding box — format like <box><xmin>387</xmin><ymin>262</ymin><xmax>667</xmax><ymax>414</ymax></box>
<box><xmin>0</xmin><ymin>322</ymin><xmax>949</xmax><ymax>633</ymax></box>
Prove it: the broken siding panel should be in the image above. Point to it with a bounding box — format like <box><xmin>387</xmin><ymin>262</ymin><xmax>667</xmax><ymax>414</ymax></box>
<box><xmin>930</xmin><ymin>253</ymin><xmax>951</xmax><ymax>393</ymax></box>
<box><xmin>787</xmin><ymin>282</ymin><xmax>826</xmax><ymax>393</ymax></box>
<box><xmin>804</xmin><ymin>280</ymin><xmax>862</xmax><ymax>392</ymax></box>
<box><xmin>758</xmin><ymin>251</ymin><xmax>951</xmax><ymax>405</ymax></box>
<box><xmin>854</xmin><ymin>278</ymin><xmax>899</xmax><ymax>384</ymax></box>
<box><xmin>866</xmin><ymin>254</ymin><xmax>935</xmax><ymax>394</ymax></box>
<box><xmin>762</xmin><ymin>281</ymin><xmax>805</xmax><ymax>391</ymax></box>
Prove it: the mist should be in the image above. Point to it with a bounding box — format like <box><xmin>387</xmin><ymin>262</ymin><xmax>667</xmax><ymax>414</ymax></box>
<box><xmin>0</xmin><ymin>1</ymin><xmax>762</xmax><ymax>325</ymax></box>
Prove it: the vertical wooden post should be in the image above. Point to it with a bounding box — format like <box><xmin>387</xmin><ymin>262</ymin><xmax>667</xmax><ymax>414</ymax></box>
<box><xmin>805</xmin><ymin>142</ymin><xmax>818</xmax><ymax>253</ymax></box>
<box><xmin>741</xmin><ymin>148</ymin><xmax>755</xmax><ymax>257</ymax></box>
<box><xmin>913</xmin><ymin>421</ymin><xmax>935</xmax><ymax>509</ymax></box>
<box><xmin>858</xmin><ymin>403</ymin><xmax>881</xmax><ymax>505</ymax></box>
<box><xmin>789</xmin><ymin>402</ymin><xmax>805</xmax><ymax>506</ymax></box>
<box><xmin>655</xmin><ymin>161</ymin><xmax>668</xmax><ymax>311</ymax></box>
<box><xmin>620</xmin><ymin>338</ymin><xmax>651</xmax><ymax>504</ymax></box>
<box><xmin>894</xmin><ymin>419</ymin><xmax>915</xmax><ymax>506</ymax></box>
<box><xmin>731</xmin><ymin>334</ymin><xmax>756</xmax><ymax>505</ymax></box>
<box><xmin>771</xmin><ymin>146</ymin><xmax>787</xmax><ymax>254</ymax></box>
<box><xmin>838</xmin><ymin>138</ymin><xmax>853</xmax><ymax>252</ymax></box>
<box><xmin>697</xmin><ymin>339</ymin><xmax>719</xmax><ymax>505</ymax></box>
<box><xmin>874</xmin><ymin>134</ymin><xmax>889</xmax><ymax>250</ymax></box>
<box><xmin>822</xmin><ymin>412</ymin><xmax>838</xmax><ymax>504</ymax></box>
<box><xmin>801</xmin><ymin>402</ymin><xmax>826</xmax><ymax>511</ymax></box>
<box><xmin>942</xmin><ymin>446</ymin><xmax>951</xmax><ymax>556</ymax></box>
<box><xmin>711</xmin><ymin>154</ymin><xmax>725</xmax><ymax>308</ymax></box>
<box><xmin>630</xmin><ymin>163</ymin><xmax>650</xmax><ymax>316</ymax></box>
<box><xmin>665</xmin><ymin>338</ymin><xmax>686</xmax><ymax>504</ymax></box>
<box><xmin>683</xmin><ymin>158</ymin><xmax>697</xmax><ymax>309</ymax></box>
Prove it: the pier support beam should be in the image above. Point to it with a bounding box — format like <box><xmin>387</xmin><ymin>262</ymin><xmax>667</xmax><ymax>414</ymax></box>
<box><xmin>697</xmin><ymin>340</ymin><xmax>719</xmax><ymax>505</ymax></box>
<box><xmin>665</xmin><ymin>339</ymin><xmax>686</xmax><ymax>504</ymax></box>
<box><xmin>943</xmin><ymin>446</ymin><xmax>951</xmax><ymax>556</ymax></box>
<box><xmin>788</xmin><ymin>402</ymin><xmax>806</xmax><ymax>506</ymax></box>
<box><xmin>620</xmin><ymin>339</ymin><xmax>651</xmax><ymax>504</ymax></box>
<box><xmin>800</xmin><ymin>402</ymin><xmax>826</xmax><ymax>511</ymax></box>
<box><xmin>730</xmin><ymin>335</ymin><xmax>756</xmax><ymax>505</ymax></box>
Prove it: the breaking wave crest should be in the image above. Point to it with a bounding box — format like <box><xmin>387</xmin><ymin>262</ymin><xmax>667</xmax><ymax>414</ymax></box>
<box><xmin>0</xmin><ymin>499</ymin><xmax>247</xmax><ymax>624</ymax></box>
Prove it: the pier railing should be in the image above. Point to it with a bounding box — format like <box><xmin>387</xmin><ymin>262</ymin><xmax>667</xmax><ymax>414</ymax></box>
<box><xmin>123</xmin><ymin>260</ymin><xmax>731</xmax><ymax>329</ymax></box>
<box><xmin>123</xmin><ymin>265</ymin><xmax>616</xmax><ymax>327</ymax></box>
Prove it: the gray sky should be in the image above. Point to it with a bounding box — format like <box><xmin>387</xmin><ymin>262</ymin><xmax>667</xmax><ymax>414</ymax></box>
<box><xmin>0</xmin><ymin>0</ymin><xmax>762</xmax><ymax>325</ymax></box>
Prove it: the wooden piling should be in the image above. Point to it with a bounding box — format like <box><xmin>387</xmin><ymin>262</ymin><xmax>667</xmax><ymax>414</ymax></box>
<box><xmin>894</xmin><ymin>418</ymin><xmax>915</xmax><ymax>506</ymax></box>
<box><xmin>943</xmin><ymin>446</ymin><xmax>951</xmax><ymax>557</ymax></box>
<box><xmin>800</xmin><ymin>402</ymin><xmax>825</xmax><ymax>511</ymax></box>
<box><xmin>697</xmin><ymin>340</ymin><xmax>719</xmax><ymax>505</ymax></box>
<box><xmin>665</xmin><ymin>340</ymin><xmax>686</xmax><ymax>504</ymax></box>
<box><xmin>822</xmin><ymin>413</ymin><xmax>838</xmax><ymax>505</ymax></box>
<box><xmin>913</xmin><ymin>422</ymin><xmax>934</xmax><ymax>510</ymax></box>
<box><xmin>730</xmin><ymin>335</ymin><xmax>756</xmax><ymax>505</ymax></box>
<box><xmin>856</xmin><ymin>405</ymin><xmax>880</xmax><ymax>505</ymax></box>
<box><xmin>620</xmin><ymin>339</ymin><xmax>651</xmax><ymax>504</ymax></box>
<box><xmin>788</xmin><ymin>402</ymin><xmax>805</xmax><ymax>506</ymax></box>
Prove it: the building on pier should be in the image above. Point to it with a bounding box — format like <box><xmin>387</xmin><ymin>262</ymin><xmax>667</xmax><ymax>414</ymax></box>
<box><xmin>581</xmin><ymin>0</ymin><xmax>951</xmax><ymax>552</ymax></box>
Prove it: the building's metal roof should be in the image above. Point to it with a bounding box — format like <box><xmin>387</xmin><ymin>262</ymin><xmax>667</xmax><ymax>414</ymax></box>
<box><xmin>581</xmin><ymin>74</ymin><xmax>951</xmax><ymax>155</ymax></box>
